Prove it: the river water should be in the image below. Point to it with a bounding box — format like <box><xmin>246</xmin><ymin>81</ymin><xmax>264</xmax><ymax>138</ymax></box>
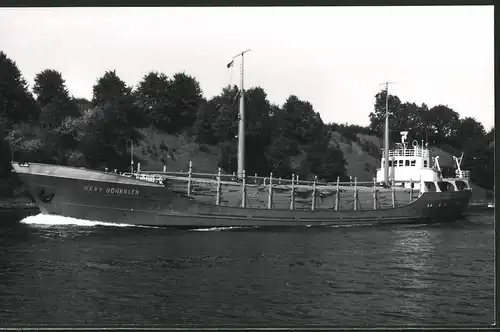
<box><xmin>0</xmin><ymin>212</ymin><xmax>494</xmax><ymax>327</ymax></box>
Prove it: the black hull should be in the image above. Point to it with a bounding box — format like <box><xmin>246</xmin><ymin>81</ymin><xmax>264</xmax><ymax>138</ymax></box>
<box><xmin>12</xmin><ymin>163</ymin><xmax>473</xmax><ymax>228</ymax></box>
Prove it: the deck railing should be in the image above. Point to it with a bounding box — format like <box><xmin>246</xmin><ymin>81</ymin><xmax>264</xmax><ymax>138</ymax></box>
<box><xmin>128</xmin><ymin>161</ymin><xmax>423</xmax><ymax>212</ymax></box>
<box><xmin>458</xmin><ymin>170</ymin><xmax>470</xmax><ymax>180</ymax></box>
<box><xmin>385</xmin><ymin>149</ymin><xmax>429</xmax><ymax>158</ymax></box>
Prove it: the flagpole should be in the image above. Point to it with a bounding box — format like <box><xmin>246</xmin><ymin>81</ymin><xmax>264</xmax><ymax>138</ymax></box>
<box><xmin>228</xmin><ymin>49</ymin><xmax>251</xmax><ymax>179</ymax></box>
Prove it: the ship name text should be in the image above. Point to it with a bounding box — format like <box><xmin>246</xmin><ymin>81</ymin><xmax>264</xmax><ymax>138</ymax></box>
<box><xmin>83</xmin><ymin>184</ymin><xmax>140</xmax><ymax>196</ymax></box>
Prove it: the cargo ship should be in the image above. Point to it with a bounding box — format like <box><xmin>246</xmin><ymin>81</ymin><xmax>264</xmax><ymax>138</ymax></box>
<box><xmin>10</xmin><ymin>53</ymin><xmax>472</xmax><ymax>227</ymax></box>
<box><xmin>10</xmin><ymin>130</ymin><xmax>473</xmax><ymax>228</ymax></box>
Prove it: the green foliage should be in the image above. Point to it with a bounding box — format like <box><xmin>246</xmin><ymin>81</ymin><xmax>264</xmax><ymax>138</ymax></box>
<box><xmin>33</xmin><ymin>69</ymin><xmax>80</xmax><ymax>130</ymax></box>
<box><xmin>328</xmin><ymin>123</ymin><xmax>374</xmax><ymax>143</ymax></box>
<box><xmin>210</xmin><ymin>85</ymin><xmax>239</xmax><ymax>143</ymax></box>
<box><xmin>168</xmin><ymin>72</ymin><xmax>204</xmax><ymax>131</ymax></box>
<box><xmin>0</xmin><ymin>123</ymin><xmax>13</xmax><ymax>176</ymax></box>
<box><xmin>300</xmin><ymin>130</ymin><xmax>349</xmax><ymax>182</ymax></box>
<box><xmin>134</xmin><ymin>71</ymin><xmax>172</xmax><ymax>129</ymax></box>
<box><xmin>359</xmin><ymin>138</ymin><xmax>381</xmax><ymax>159</ymax></box>
<box><xmin>276</xmin><ymin>95</ymin><xmax>323</xmax><ymax>146</ymax></box>
<box><xmin>265</xmin><ymin>133</ymin><xmax>293</xmax><ymax>178</ymax></box>
<box><xmin>193</xmin><ymin>99</ymin><xmax>218</xmax><ymax>145</ymax></box>
<box><xmin>134</xmin><ymin>71</ymin><xmax>203</xmax><ymax>133</ymax></box>
<box><xmin>369</xmin><ymin>91</ymin><xmax>402</xmax><ymax>135</ymax></box>
<box><xmin>0</xmin><ymin>51</ymin><xmax>40</xmax><ymax>125</ymax></box>
<box><xmin>0</xmin><ymin>124</ymin><xmax>15</xmax><ymax>197</ymax></box>
<box><xmin>218</xmin><ymin>141</ymin><xmax>237</xmax><ymax>174</ymax></box>
<box><xmin>5</xmin><ymin>124</ymin><xmax>46</xmax><ymax>162</ymax></box>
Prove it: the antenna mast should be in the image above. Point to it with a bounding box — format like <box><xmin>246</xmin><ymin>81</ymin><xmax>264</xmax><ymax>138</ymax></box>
<box><xmin>231</xmin><ymin>49</ymin><xmax>251</xmax><ymax>179</ymax></box>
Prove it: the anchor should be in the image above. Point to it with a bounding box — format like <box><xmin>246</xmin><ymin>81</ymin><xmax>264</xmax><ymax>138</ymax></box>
<box><xmin>38</xmin><ymin>188</ymin><xmax>55</xmax><ymax>203</ymax></box>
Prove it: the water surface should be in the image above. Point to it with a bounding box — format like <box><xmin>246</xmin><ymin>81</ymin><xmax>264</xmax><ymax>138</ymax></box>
<box><xmin>0</xmin><ymin>212</ymin><xmax>494</xmax><ymax>327</ymax></box>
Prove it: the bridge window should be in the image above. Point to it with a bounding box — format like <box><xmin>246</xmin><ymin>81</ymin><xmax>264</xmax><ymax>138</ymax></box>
<box><xmin>405</xmin><ymin>160</ymin><xmax>410</xmax><ymax>166</ymax></box>
<box><xmin>410</xmin><ymin>160</ymin><xmax>416</xmax><ymax>166</ymax></box>
<box><xmin>398</xmin><ymin>160</ymin><xmax>404</xmax><ymax>167</ymax></box>
<box><xmin>388</xmin><ymin>160</ymin><xmax>392</xmax><ymax>167</ymax></box>
<box><xmin>424</xmin><ymin>160</ymin><xmax>428</xmax><ymax>168</ymax></box>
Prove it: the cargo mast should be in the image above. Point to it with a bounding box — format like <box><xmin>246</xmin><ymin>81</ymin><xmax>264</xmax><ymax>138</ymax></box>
<box><xmin>382</xmin><ymin>81</ymin><xmax>394</xmax><ymax>187</ymax></box>
<box><xmin>229</xmin><ymin>49</ymin><xmax>251</xmax><ymax>179</ymax></box>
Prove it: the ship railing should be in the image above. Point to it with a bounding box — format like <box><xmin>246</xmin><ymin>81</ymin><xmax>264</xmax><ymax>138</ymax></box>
<box><xmin>138</xmin><ymin>169</ymin><xmax>381</xmax><ymax>188</ymax></box>
<box><xmin>386</xmin><ymin>149</ymin><xmax>429</xmax><ymax>158</ymax></box>
<box><xmin>457</xmin><ymin>169</ymin><xmax>470</xmax><ymax>180</ymax></box>
<box><xmin>137</xmin><ymin>169</ymin><xmax>416</xmax><ymax>193</ymax></box>
<box><xmin>136</xmin><ymin>161</ymin><xmax>424</xmax><ymax>211</ymax></box>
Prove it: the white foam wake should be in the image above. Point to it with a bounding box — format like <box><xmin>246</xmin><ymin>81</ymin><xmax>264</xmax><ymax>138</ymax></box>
<box><xmin>19</xmin><ymin>214</ymin><xmax>159</xmax><ymax>229</ymax></box>
<box><xmin>190</xmin><ymin>226</ymin><xmax>262</xmax><ymax>232</ymax></box>
<box><xmin>190</xmin><ymin>226</ymin><xmax>246</xmax><ymax>232</ymax></box>
<box><xmin>328</xmin><ymin>223</ymin><xmax>373</xmax><ymax>228</ymax></box>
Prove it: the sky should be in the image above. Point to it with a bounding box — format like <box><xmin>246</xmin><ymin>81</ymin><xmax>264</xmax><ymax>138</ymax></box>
<box><xmin>0</xmin><ymin>6</ymin><xmax>494</xmax><ymax>130</ymax></box>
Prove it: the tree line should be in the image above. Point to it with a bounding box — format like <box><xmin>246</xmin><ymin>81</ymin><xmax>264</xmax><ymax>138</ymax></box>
<box><xmin>0</xmin><ymin>50</ymin><xmax>494</xmax><ymax>197</ymax></box>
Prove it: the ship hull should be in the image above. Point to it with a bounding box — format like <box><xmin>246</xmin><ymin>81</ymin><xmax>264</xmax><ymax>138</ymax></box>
<box><xmin>12</xmin><ymin>163</ymin><xmax>472</xmax><ymax>228</ymax></box>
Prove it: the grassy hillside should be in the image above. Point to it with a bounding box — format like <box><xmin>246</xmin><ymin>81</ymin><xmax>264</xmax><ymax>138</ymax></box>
<box><xmin>135</xmin><ymin>127</ymin><xmax>492</xmax><ymax>201</ymax></box>
<box><xmin>135</xmin><ymin>128</ymin><xmax>220</xmax><ymax>173</ymax></box>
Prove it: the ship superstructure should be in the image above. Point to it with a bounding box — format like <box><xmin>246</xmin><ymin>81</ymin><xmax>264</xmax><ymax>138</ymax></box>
<box><xmin>376</xmin><ymin>131</ymin><xmax>470</xmax><ymax>194</ymax></box>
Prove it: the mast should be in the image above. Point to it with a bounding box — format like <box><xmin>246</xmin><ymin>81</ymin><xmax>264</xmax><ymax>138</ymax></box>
<box><xmin>230</xmin><ymin>49</ymin><xmax>251</xmax><ymax>179</ymax></box>
<box><xmin>382</xmin><ymin>82</ymin><xmax>393</xmax><ymax>186</ymax></box>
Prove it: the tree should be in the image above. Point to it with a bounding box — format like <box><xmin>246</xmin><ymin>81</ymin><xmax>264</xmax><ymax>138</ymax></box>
<box><xmin>193</xmin><ymin>99</ymin><xmax>218</xmax><ymax>145</ymax></box>
<box><xmin>265</xmin><ymin>133</ymin><xmax>293</xmax><ymax>178</ymax></box>
<box><xmin>241</xmin><ymin>87</ymin><xmax>274</xmax><ymax>175</ymax></box>
<box><xmin>453</xmin><ymin>117</ymin><xmax>486</xmax><ymax>148</ymax></box>
<box><xmin>134</xmin><ymin>71</ymin><xmax>172</xmax><ymax>129</ymax></box>
<box><xmin>244</xmin><ymin>87</ymin><xmax>272</xmax><ymax>138</ymax></box>
<box><xmin>211</xmin><ymin>85</ymin><xmax>239</xmax><ymax>143</ymax></box>
<box><xmin>301</xmin><ymin>130</ymin><xmax>348</xmax><ymax>182</ymax></box>
<box><xmin>88</xmin><ymin>71</ymin><xmax>144</xmax><ymax>170</ymax></box>
<box><xmin>93</xmin><ymin>70</ymin><xmax>146</xmax><ymax>127</ymax></box>
<box><xmin>29</xmin><ymin>69</ymin><xmax>82</xmax><ymax>164</ymax></box>
<box><xmin>368</xmin><ymin>90</ymin><xmax>402</xmax><ymax>136</ymax></box>
<box><xmin>0</xmin><ymin>51</ymin><xmax>39</xmax><ymax>125</ymax></box>
<box><xmin>71</xmin><ymin>97</ymin><xmax>92</xmax><ymax>115</ymax></box>
<box><xmin>5</xmin><ymin>124</ymin><xmax>46</xmax><ymax>163</ymax></box>
<box><xmin>278</xmin><ymin>95</ymin><xmax>323</xmax><ymax>146</ymax></box>
<box><xmin>33</xmin><ymin>69</ymin><xmax>76</xmax><ymax>111</ymax></box>
<box><xmin>0</xmin><ymin>123</ymin><xmax>14</xmax><ymax>197</ymax></box>
<box><xmin>426</xmin><ymin>105</ymin><xmax>461</xmax><ymax>144</ymax></box>
<box><xmin>166</xmin><ymin>72</ymin><xmax>204</xmax><ymax>132</ymax></box>
<box><xmin>485</xmin><ymin>127</ymin><xmax>494</xmax><ymax>146</ymax></box>
<box><xmin>218</xmin><ymin>141</ymin><xmax>237</xmax><ymax>174</ymax></box>
<box><xmin>92</xmin><ymin>70</ymin><xmax>131</xmax><ymax>106</ymax></box>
